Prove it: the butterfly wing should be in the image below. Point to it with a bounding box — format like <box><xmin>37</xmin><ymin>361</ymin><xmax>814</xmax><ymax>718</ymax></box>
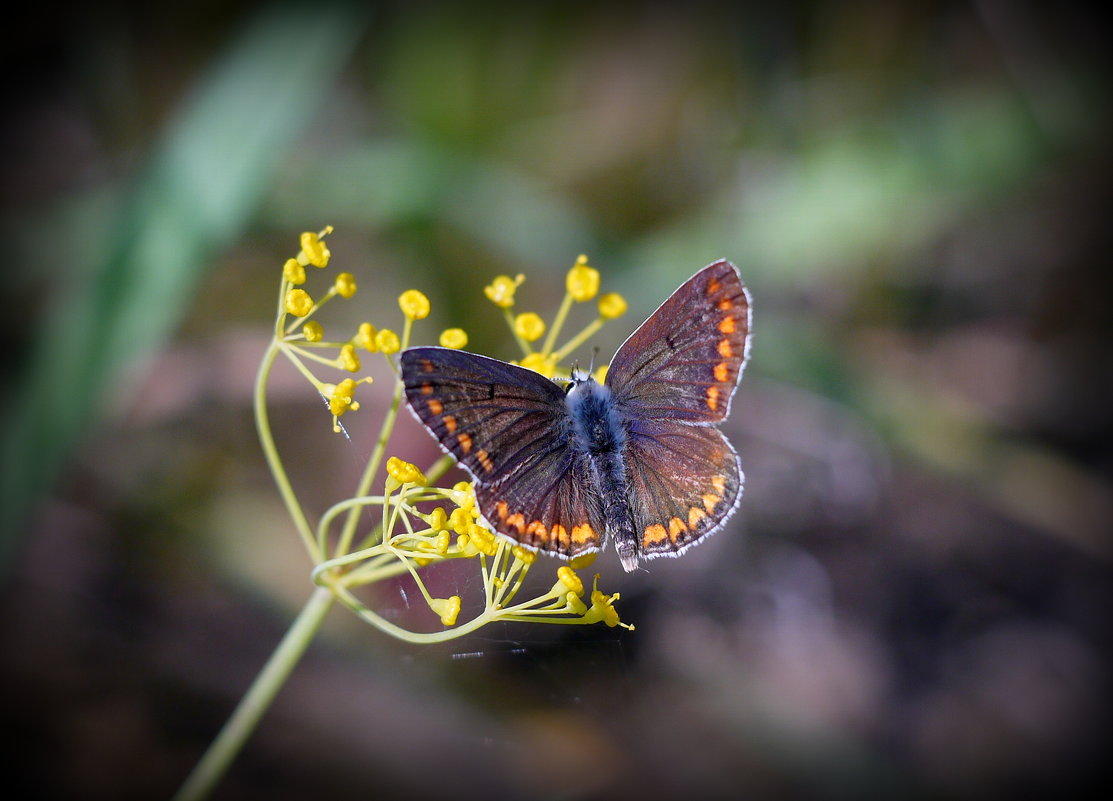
<box><xmin>624</xmin><ymin>419</ymin><xmax>742</xmax><ymax>560</ymax></box>
<box><xmin>401</xmin><ymin>347</ymin><xmax>605</xmax><ymax>558</ymax></box>
<box><xmin>605</xmin><ymin>259</ymin><xmax>751</xmax><ymax>424</ymax></box>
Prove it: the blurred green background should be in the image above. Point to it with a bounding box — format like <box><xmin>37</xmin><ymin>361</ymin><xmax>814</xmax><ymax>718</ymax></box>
<box><xmin>2</xmin><ymin>1</ymin><xmax>1110</xmax><ymax>799</ymax></box>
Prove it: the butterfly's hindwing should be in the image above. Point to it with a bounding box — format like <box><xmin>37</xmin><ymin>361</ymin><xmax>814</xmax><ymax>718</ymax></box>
<box><xmin>606</xmin><ymin>260</ymin><xmax>750</xmax><ymax>424</ymax></box>
<box><xmin>401</xmin><ymin>348</ymin><xmax>566</xmax><ymax>484</ymax></box>
<box><xmin>624</xmin><ymin>419</ymin><xmax>742</xmax><ymax>559</ymax></box>
<box><xmin>474</xmin><ymin>447</ymin><xmax>606</xmax><ymax>558</ymax></box>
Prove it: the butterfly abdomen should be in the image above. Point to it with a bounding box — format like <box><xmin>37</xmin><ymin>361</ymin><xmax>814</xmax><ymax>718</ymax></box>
<box><xmin>566</xmin><ymin>375</ymin><xmax>640</xmax><ymax>571</ymax></box>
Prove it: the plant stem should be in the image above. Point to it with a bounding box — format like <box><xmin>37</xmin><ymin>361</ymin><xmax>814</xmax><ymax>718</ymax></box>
<box><xmin>171</xmin><ymin>587</ymin><xmax>335</xmax><ymax>801</ymax></box>
<box><xmin>254</xmin><ymin>341</ymin><xmax>321</xmax><ymax>562</ymax></box>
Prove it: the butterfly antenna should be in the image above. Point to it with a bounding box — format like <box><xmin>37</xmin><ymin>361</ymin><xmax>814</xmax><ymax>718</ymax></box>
<box><xmin>588</xmin><ymin>347</ymin><xmax>599</xmax><ymax>374</ymax></box>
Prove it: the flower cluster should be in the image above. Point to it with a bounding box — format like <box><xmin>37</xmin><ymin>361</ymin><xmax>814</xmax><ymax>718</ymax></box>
<box><xmin>485</xmin><ymin>253</ymin><xmax>629</xmax><ymax>380</ymax></box>
<box><xmin>258</xmin><ymin>230</ymin><xmax>632</xmax><ymax>641</ymax></box>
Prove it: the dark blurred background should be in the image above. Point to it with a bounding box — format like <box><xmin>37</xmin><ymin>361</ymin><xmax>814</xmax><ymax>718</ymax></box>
<box><xmin>2</xmin><ymin>2</ymin><xmax>1110</xmax><ymax>799</ymax></box>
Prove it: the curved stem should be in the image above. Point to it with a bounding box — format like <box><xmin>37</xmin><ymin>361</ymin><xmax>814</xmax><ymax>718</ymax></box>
<box><xmin>171</xmin><ymin>587</ymin><xmax>335</xmax><ymax>801</ymax></box>
<box><xmin>255</xmin><ymin>341</ymin><xmax>321</xmax><ymax>562</ymax></box>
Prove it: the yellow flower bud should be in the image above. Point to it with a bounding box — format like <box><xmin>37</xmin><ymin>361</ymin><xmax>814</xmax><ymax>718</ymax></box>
<box><xmin>328</xmin><ymin>379</ymin><xmax>360</xmax><ymax>416</ymax></box>
<box><xmin>597</xmin><ymin>292</ymin><xmax>627</xmax><ymax>319</ymax></box>
<box><xmin>335</xmin><ymin>272</ymin><xmax>357</xmax><ymax>298</ymax></box>
<box><xmin>566</xmin><ymin>255</ymin><xmax>599</xmax><ymax>301</ymax></box>
<box><xmin>386</xmin><ymin>456</ymin><xmax>427</xmax><ymax>485</ymax></box>
<box><xmin>300</xmin><ymin>231</ymin><xmax>331</xmax><ymax>267</ymax></box>
<box><xmin>513</xmin><ymin>312</ymin><xmax>546</xmax><ymax>342</ymax></box>
<box><xmin>357</xmin><ymin>322</ymin><xmax>378</xmax><ymax>351</ymax></box>
<box><xmin>484</xmin><ymin>274</ymin><xmax>525</xmax><ymax>308</ymax></box>
<box><xmin>283</xmin><ymin>258</ymin><xmax>306</xmax><ymax>285</ymax></box>
<box><xmin>569</xmin><ymin>552</ymin><xmax>597</xmax><ymax>569</ymax></box>
<box><xmin>439</xmin><ymin>328</ymin><xmax>468</xmax><ymax>349</ymax></box>
<box><xmin>518</xmin><ymin>352</ymin><xmax>556</xmax><ymax>378</ymax></box>
<box><xmin>512</xmin><ymin>545</ymin><xmax>537</xmax><ymax>565</ymax></box>
<box><xmin>430</xmin><ymin>595</ymin><xmax>462</xmax><ymax>626</ymax></box>
<box><xmin>339</xmin><ymin>343</ymin><xmax>361</xmax><ymax>372</ymax></box>
<box><xmin>399</xmin><ymin>289</ymin><xmax>430</xmax><ymax>320</ymax></box>
<box><xmin>428</xmin><ymin>507</ymin><xmax>448</xmax><ymax>531</ymax></box>
<box><xmin>375</xmin><ymin>329</ymin><xmax>400</xmax><ymax>354</ymax></box>
<box><xmin>285</xmin><ymin>288</ymin><xmax>314</xmax><ymax>317</ymax></box>
<box><xmin>303</xmin><ymin>321</ymin><xmax>324</xmax><ymax>342</ymax></box>
<box><xmin>556</xmin><ymin>566</ymin><xmax>584</xmax><ymax>596</ymax></box>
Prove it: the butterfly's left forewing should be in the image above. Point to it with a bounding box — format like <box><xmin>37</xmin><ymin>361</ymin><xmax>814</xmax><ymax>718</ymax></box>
<box><xmin>401</xmin><ymin>347</ymin><xmax>605</xmax><ymax>558</ymax></box>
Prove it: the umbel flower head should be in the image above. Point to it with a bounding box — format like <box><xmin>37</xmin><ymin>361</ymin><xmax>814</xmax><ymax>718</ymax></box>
<box><xmin>258</xmin><ymin>229</ymin><xmax>632</xmax><ymax>641</ymax></box>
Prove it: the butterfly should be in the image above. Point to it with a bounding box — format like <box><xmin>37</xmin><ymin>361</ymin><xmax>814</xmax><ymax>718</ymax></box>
<box><xmin>401</xmin><ymin>260</ymin><xmax>751</xmax><ymax>572</ymax></box>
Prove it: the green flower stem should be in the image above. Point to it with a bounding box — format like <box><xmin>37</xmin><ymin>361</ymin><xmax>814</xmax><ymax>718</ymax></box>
<box><xmin>255</xmin><ymin>341</ymin><xmax>321</xmax><ymax>562</ymax></box>
<box><xmin>334</xmin><ymin>317</ymin><xmax>414</xmax><ymax>557</ymax></box>
<box><xmin>541</xmin><ymin>291</ymin><xmax>574</xmax><ymax>356</ymax></box>
<box><xmin>503</xmin><ymin>307</ymin><xmax>531</xmax><ymax>355</ymax></box>
<box><xmin>171</xmin><ymin>587</ymin><xmax>335</xmax><ymax>801</ymax></box>
<box><xmin>553</xmin><ymin>317</ymin><xmax>605</xmax><ymax>363</ymax></box>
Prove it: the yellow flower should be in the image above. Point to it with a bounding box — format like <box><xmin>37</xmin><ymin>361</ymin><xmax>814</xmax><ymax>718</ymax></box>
<box><xmin>566</xmin><ymin>255</ymin><xmax>599</xmax><ymax>301</ymax></box>
<box><xmin>303</xmin><ymin>321</ymin><xmax>324</xmax><ymax>342</ymax></box>
<box><xmin>357</xmin><ymin>322</ymin><xmax>378</xmax><ymax>351</ymax></box>
<box><xmin>512</xmin><ymin>545</ymin><xmax>537</xmax><ymax>565</ymax></box>
<box><xmin>513</xmin><ymin>312</ymin><xmax>546</xmax><ymax>342</ymax></box>
<box><xmin>598</xmin><ymin>292</ymin><xmax>627</xmax><ymax>319</ymax></box>
<box><xmin>399</xmin><ymin>290</ymin><xmax>431</xmax><ymax>320</ymax></box>
<box><xmin>339</xmin><ymin>343</ymin><xmax>360</xmax><ymax>372</ymax></box>
<box><xmin>386</xmin><ymin>456</ymin><xmax>427</xmax><ymax>485</ymax></box>
<box><xmin>439</xmin><ymin>328</ymin><xmax>468</xmax><ymax>349</ymax></box>
<box><xmin>484</xmin><ymin>274</ymin><xmax>525</xmax><ymax>308</ymax></box>
<box><xmin>285</xmin><ymin>288</ymin><xmax>314</xmax><ymax>317</ymax></box>
<box><xmin>427</xmin><ymin>507</ymin><xmax>448</xmax><ymax>531</ymax></box>
<box><xmin>283</xmin><ymin>258</ymin><xmax>306</xmax><ymax>286</ymax></box>
<box><xmin>335</xmin><ymin>272</ymin><xmax>358</xmax><ymax>298</ymax></box>
<box><xmin>430</xmin><ymin>596</ymin><xmax>462</xmax><ymax>626</ymax></box>
<box><xmin>301</xmin><ymin>231</ymin><xmax>331</xmax><ymax>267</ymax></box>
<box><xmin>518</xmin><ymin>352</ymin><xmax>556</xmax><ymax>378</ymax></box>
<box><xmin>556</xmin><ymin>565</ymin><xmax>584</xmax><ymax>596</ymax></box>
<box><xmin>375</xmin><ymin>329</ymin><xmax>401</xmax><ymax>354</ymax></box>
<box><xmin>569</xmin><ymin>553</ymin><xmax>597</xmax><ymax>569</ymax></box>
<box><xmin>326</xmin><ymin>378</ymin><xmax>361</xmax><ymax>416</ymax></box>
<box><xmin>585</xmin><ymin>575</ymin><xmax>633</xmax><ymax>629</ymax></box>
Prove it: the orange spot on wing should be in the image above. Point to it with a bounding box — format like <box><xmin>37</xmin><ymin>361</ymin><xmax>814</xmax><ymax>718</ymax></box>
<box><xmin>702</xmin><ymin>493</ymin><xmax>721</xmax><ymax>512</ymax></box>
<box><xmin>714</xmin><ymin>362</ymin><xmax>729</xmax><ymax>382</ymax></box>
<box><xmin>496</xmin><ymin>501</ymin><xmax>509</xmax><ymax>520</ymax></box>
<box><xmin>526</xmin><ymin>520</ymin><xmax>549</xmax><ymax>544</ymax></box>
<box><xmin>668</xmin><ymin>517</ymin><xmax>687</xmax><ymax>542</ymax></box>
<box><xmin>427</xmin><ymin>398</ymin><xmax>444</xmax><ymax>415</ymax></box>
<box><xmin>550</xmin><ymin>524</ymin><xmax>570</xmax><ymax>548</ymax></box>
<box><xmin>457</xmin><ymin>432</ymin><xmax>472</xmax><ymax>454</ymax></box>
<box><xmin>718</xmin><ymin>298</ymin><xmax>733</xmax><ymax>311</ymax></box>
<box><xmin>571</xmin><ymin>524</ymin><xmax>596</xmax><ymax>545</ymax></box>
<box><xmin>643</xmin><ymin>524</ymin><xmax>668</xmax><ymax>545</ymax></box>
<box><xmin>706</xmin><ymin>386</ymin><xmax>721</xmax><ymax>411</ymax></box>
<box><xmin>718</xmin><ymin>339</ymin><xmax>733</xmax><ymax>358</ymax></box>
<box><xmin>505</xmin><ymin>513</ymin><xmax>525</xmax><ymax>534</ymax></box>
<box><xmin>688</xmin><ymin>506</ymin><xmax>707</xmax><ymax>528</ymax></box>
<box><xmin>419</xmin><ymin>359</ymin><xmax>435</xmax><ymax>373</ymax></box>
<box><xmin>476</xmin><ymin>449</ymin><xmax>494</xmax><ymax>472</ymax></box>
<box><xmin>712</xmin><ymin>475</ymin><xmax>727</xmax><ymax>494</ymax></box>
<box><xmin>706</xmin><ymin>277</ymin><xmax>721</xmax><ymax>294</ymax></box>
<box><xmin>719</xmin><ymin>316</ymin><xmax>736</xmax><ymax>334</ymax></box>
<box><xmin>420</xmin><ymin>383</ymin><xmax>434</xmax><ymax>395</ymax></box>
<box><xmin>443</xmin><ymin>415</ymin><xmax>457</xmax><ymax>434</ymax></box>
